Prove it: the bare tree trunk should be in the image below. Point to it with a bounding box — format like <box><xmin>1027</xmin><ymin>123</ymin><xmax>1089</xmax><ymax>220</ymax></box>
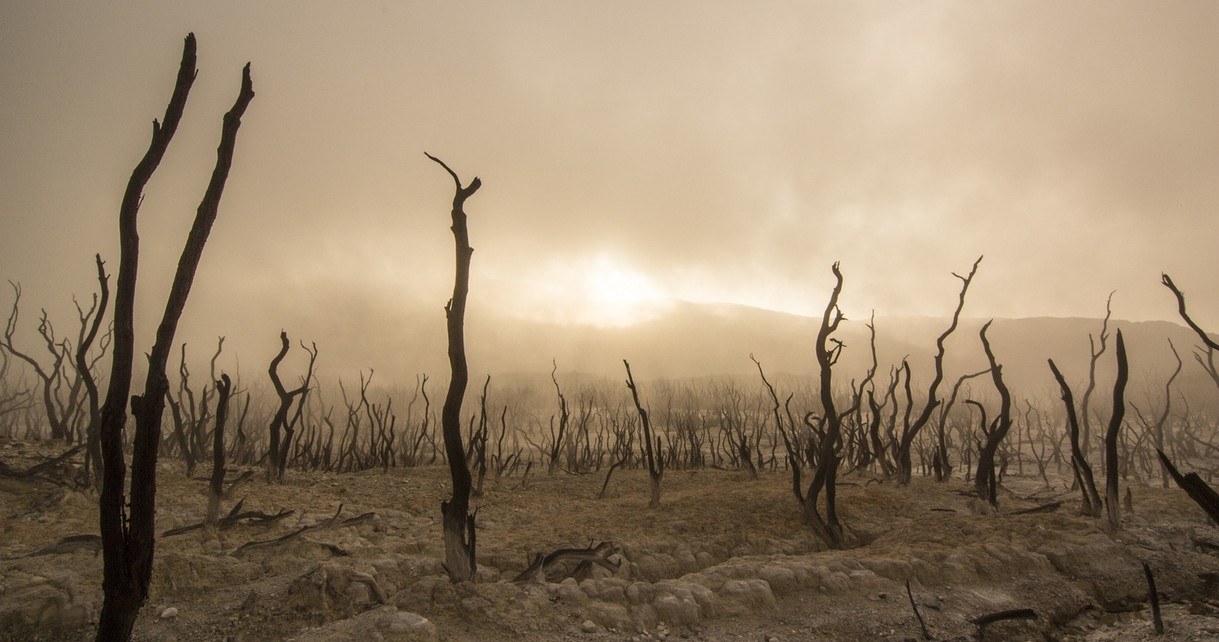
<box><xmin>896</xmin><ymin>257</ymin><xmax>982</xmax><ymax>484</ymax></box>
<box><xmin>1048</xmin><ymin>359</ymin><xmax>1103</xmax><ymax>516</ymax></box>
<box><xmin>624</xmin><ymin>360</ymin><xmax>664</xmax><ymax>508</ymax></box>
<box><xmin>78</xmin><ymin>255</ymin><xmax>110</xmax><ymax>485</ymax></box>
<box><xmin>266</xmin><ymin>332</ymin><xmax>317</xmax><ymax>481</ymax></box>
<box><xmin>97</xmin><ymin>36</ymin><xmax>252</xmax><ymax>642</ymax></box>
<box><xmin>805</xmin><ymin>262</ymin><xmax>848</xmax><ymax>549</ymax></box>
<box><xmin>427</xmin><ymin>152</ymin><xmax>480</xmax><ymax>583</ymax></box>
<box><xmin>974</xmin><ymin>321</ymin><xmax>1012</xmax><ymax>508</ymax></box>
<box><xmin>206</xmin><ymin>374</ymin><xmax>232</xmax><ymax>526</ymax></box>
<box><xmin>1105</xmin><ymin>330</ymin><xmax>1129</xmax><ymax>530</ymax></box>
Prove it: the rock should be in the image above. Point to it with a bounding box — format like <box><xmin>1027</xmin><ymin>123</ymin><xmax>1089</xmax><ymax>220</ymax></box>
<box><xmin>653</xmin><ymin>593</ymin><xmax>699</xmax><ymax>626</ymax></box>
<box><xmin>587</xmin><ymin>601</ymin><xmax>633</xmax><ymax>631</ymax></box>
<box><xmin>385</xmin><ymin>609</ymin><xmax>435</xmax><ymax>638</ymax></box>
<box><xmin>459</xmin><ymin>596</ymin><xmax>491</xmax><ymax>615</ymax></box>
<box><xmin>581</xmin><ymin>619</ymin><xmax>598</xmax><ymax>633</ymax></box>
<box><xmin>556</xmin><ymin>577</ymin><xmax>589</xmax><ymax>605</ymax></box>
<box><xmin>160</xmin><ymin>606</ymin><xmax>179</xmax><ymax>619</ymax></box>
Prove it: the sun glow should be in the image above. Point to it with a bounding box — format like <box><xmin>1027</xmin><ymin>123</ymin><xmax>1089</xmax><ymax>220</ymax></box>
<box><xmin>493</xmin><ymin>254</ymin><xmax>669</xmax><ymax>326</ymax></box>
<box><xmin>577</xmin><ymin>256</ymin><xmax>666</xmax><ymax>325</ymax></box>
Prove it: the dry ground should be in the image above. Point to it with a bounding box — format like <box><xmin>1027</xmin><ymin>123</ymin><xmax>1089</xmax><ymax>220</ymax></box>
<box><xmin>3</xmin><ymin>438</ymin><xmax>1219</xmax><ymax>641</ymax></box>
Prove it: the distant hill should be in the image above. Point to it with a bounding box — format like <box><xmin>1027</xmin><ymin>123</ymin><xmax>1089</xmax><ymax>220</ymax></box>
<box><xmin>459</xmin><ymin>301</ymin><xmax>1217</xmax><ymax>409</ymax></box>
<box><xmin>173</xmin><ymin>295</ymin><xmax>1217</xmax><ymax>410</ymax></box>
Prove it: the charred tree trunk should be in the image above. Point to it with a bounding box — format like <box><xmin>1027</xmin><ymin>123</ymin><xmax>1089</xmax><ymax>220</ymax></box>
<box><xmin>97</xmin><ymin>35</ymin><xmax>252</xmax><ymax>642</ymax></box>
<box><xmin>78</xmin><ymin>255</ymin><xmax>110</xmax><ymax>485</ymax></box>
<box><xmin>427</xmin><ymin>152</ymin><xmax>480</xmax><ymax>583</ymax></box>
<box><xmin>1048</xmin><ymin>359</ymin><xmax>1103</xmax><ymax>516</ymax></box>
<box><xmin>1080</xmin><ymin>293</ymin><xmax>1114</xmax><ymax>462</ymax></box>
<box><xmin>974</xmin><ymin>321</ymin><xmax>1012</xmax><ymax>508</ymax></box>
<box><xmin>1105</xmin><ymin>330</ymin><xmax>1129</xmax><ymax>530</ymax></box>
<box><xmin>206</xmin><ymin>374</ymin><xmax>232</xmax><ymax>526</ymax></box>
<box><xmin>805</xmin><ymin>262</ymin><xmax>848</xmax><ymax>549</ymax></box>
<box><xmin>266</xmin><ymin>332</ymin><xmax>316</xmax><ymax>481</ymax></box>
<box><xmin>624</xmin><ymin>360</ymin><xmax>664</xmax><ymax>508</ymax></box>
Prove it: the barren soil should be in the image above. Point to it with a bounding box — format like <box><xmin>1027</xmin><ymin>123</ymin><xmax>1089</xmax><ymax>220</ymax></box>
<box><xmin>4</xmin><ymin>438</ymin><xmax>1219</xmax><ymax>641</ymax></box>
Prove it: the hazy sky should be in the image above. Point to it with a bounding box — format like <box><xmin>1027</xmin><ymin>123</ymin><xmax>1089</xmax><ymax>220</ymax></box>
<box><xmin>2</xmin><ymin>1</ymin><xmax>1217</xmax><ymax>379</ymax></box>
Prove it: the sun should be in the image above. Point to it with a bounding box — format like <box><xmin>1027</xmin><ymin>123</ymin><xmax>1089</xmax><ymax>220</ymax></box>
<box><xmin>579</xmin><ymin>256</ymin><xmax>665</xmax><ymax>325</ymax></box>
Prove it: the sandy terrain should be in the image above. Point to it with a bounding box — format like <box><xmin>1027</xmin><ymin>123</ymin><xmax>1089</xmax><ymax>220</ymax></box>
<box><xmin>3</xmin><ymin>438</ymin><xmax>1219</xmax><ymax>641</ymax></box>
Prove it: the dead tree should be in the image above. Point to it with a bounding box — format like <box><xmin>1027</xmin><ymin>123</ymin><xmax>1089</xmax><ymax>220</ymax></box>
<box><xmin>1105</xmin><ymin>330</ymin><xmax>1129</xmax><ymax>530</ymax></box>
<box><xmin>895</xmin><ymin>256</ymin><xmax>982</xmax><ymax>484</ymax></box>
<box><xmin>97</xmin><ymin>35</ymin><xmax>253</xmax><ymax>642</ymax></box>
<box><xmin>805</xmin><ymin>262</ymin><xmax>848</xmax><ymax>549</ymax></box>
<box><xmin>266</xmin><ymin>331</ymin><xmax>317</xmax><ymax>481</ymax></box>
<box><xmin>1134</xmin><ymin>340</ymin><xmax>1182</xmax><ymax>488</ymax></box>
<box><xmin>2</xmin><ymin>283</ymin><xmax>70</xmax><ymax>440</ymax></box>
<box><xmin>1162</xmin><ymin>274</ymin><xmax>1219</xmax><ymax>392</ymax></box>
<box><xmin>427</xmin><ymin>152</ymin><xmax>480</xmax><ymax>583</ymax></box>
<box><xmin>1048</xmin><ymin>359</ymin><xmax>1103</xmax><ymax>516</ymax></box>
<box><xmin>933</xmin><ymin>367</ymin><xmax>991</xmax><ymax>482</ymax></box>
<box><xmin>206</xmin><ymin>374</ymin><xmax>232</xmax><ymax>526</ymax></box>
<box><xmin>77</xmin><ymin>256</ymin><xmax>110</xmax><ymax>484</ymax></box>
<box><xmin>624</xmin><ymin>359</ymin><xmax>664</xmax><ymax>508</ymax></box>
<box><xmin>1080</xmin><ymin>293</ymin><xmax>1115</xmax><ymax>458</ymax></box>
<box><xmin>547</xmin><ymin>360</ymin><xmax>569</xmax><ymax>475</ymax></box>
<box><xmin>974</xmin><ymin>321</ymin><xmax>1013</xmax><ymax>508</ymax></box>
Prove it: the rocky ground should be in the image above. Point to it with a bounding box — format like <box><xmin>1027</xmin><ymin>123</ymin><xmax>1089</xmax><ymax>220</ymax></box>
<box><xmin>3</xmin><ymin>438</ymin><xmax>1219</xmax><ymax>641</ymax></box>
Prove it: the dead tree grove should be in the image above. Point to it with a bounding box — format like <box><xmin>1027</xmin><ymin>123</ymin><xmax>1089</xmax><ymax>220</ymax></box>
<box><xmin>97</xmin><ymin>34</ymin><xmax>253</xmax><ymax>642</ymax></box>
<box><xmin>427</xmin><ymin>152</ymin><xmax>481</xmax><ymax>583</ymax></box>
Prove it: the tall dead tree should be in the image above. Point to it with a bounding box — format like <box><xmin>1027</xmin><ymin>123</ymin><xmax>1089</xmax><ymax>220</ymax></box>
<box><xmin>1080</xmin><ymin>293</ymin><xmax>1115</xmax><ymax>456</ymax></box>
<box><xmin>974</xmin><ymin>321</ymin><xmax>1012</xmax><ymax>508</ymax></box>
<box><xmin>1048</xmin><ymin>359</ymin><xmax>1103</xmax><ymax>516</ymax></box>
<box><xmin>1105</xmin><ymin>330</ymin><xmax>1129</xmax><ymax>530</ymax></box>
<box><xmin>97</xmin><ymin>34</ymin><xmax>253</xmax><ymax>641</ymax></box>
<box><xmin>895</xmin><ymin>256</ymin><xmax>982</xmax><ymax>484</ymax></box>
<box><xmin>624</xmin><ymin>359</ymin><xmax>664</xmax><ymax>508</ymax></box>
<box><xmin>804</xmin><ymin>262</ymin><xmax>848</xmax><ymax>549</ymax></box>
<box><xmin>427</xmin><ymin>152</ymin><xmax>480</xmax><ymax>583</ymax></box>
<box><xmin>78</xmin><ymin>256</ymin><xmax>110</xmax><ymax>484</ymax></box>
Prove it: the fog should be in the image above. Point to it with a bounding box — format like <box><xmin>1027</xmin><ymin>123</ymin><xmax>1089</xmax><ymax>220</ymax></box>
<box><xmin>2</xmin><ymin>1</ymin><xmax>1217</xmax><ymax>383</ymax></box>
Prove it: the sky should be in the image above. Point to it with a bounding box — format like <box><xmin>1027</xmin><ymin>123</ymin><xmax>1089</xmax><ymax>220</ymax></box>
<box><xmin>1</xmin><ymin>1</ymin><xmax>1217</xmax><ymax>381</ymax></box>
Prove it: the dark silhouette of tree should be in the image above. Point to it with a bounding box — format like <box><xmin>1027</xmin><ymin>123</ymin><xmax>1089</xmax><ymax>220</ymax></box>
<box><xmin>1162</xmin><ymin>274</ymin><xmax>1218</xmax><ymax>391</ymax></box>
<box><xmin>206</xmin><ymin>373</ymin><xmax>233</xmax><ymax>525</ymax></box>
<box><xmin>266</xmin><ymin>331</ymin><xmax>318</xmax><ymax>481</ymax></box>
<box><xmin>78</xmin><ymin>255</ymin><xmax>110</xmax><ymax>485</ymax></box>
<box><xmin>1080</xmin><ymin>292</ymin><xmax>1115</xmax><ymax>458</ymax></box>
<box><xmin>806</xmin><ymin>262</ymin><xmax>848</xmax><ymax>549</ymax></box>
<box><xmin>895</xmin><ymin>256</ymin><xmax>982</xmax><ymax>484</ymax></box>
<box><xmin>624</xmin><ymin>359</ymin><xmax>664</xmax><ymax>508</ymax></box>
<box><xmin>426</xmin><ymin>152</ymin><xmax>480</xmax><ymax>583</ymax></box>
<box><xmin>96</xmin><ymin>34</ymin><xmax>253</xmax><ymax>641</ymax></box>
<box><xmin>1104</xmin><ymin>330</ymin><xmax>1128</xmax><ymax>530</ymax></box>
<box><xmin>974</xmin><ymin>321</ymin><xmax>1012</xmax><ymax>508</ymax></box>
<box><xmin>1048</xmin><ymin>359</ymin><xmax>1103</xmax><ymax>516</ymax></box>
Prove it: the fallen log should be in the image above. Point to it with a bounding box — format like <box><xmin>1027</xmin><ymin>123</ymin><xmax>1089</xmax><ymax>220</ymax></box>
<box><xmin>9</xmin><ymin>533</ymin><xmax>102</xmax><ymax>559</ymax></box>
<box><xmin>513</xmin><ymin>541</ymin><xmax>619</xmax><ymax>582</ymax></box>
<box><xmin>970</xmin><ymin>608</ymin><xmax>1037</xmax><ymax>639</ymax></box>
<box><xmin>1157</xmin><ymin>449</ymin><xmax>1219</xmax><ymax>525</ymax></box>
